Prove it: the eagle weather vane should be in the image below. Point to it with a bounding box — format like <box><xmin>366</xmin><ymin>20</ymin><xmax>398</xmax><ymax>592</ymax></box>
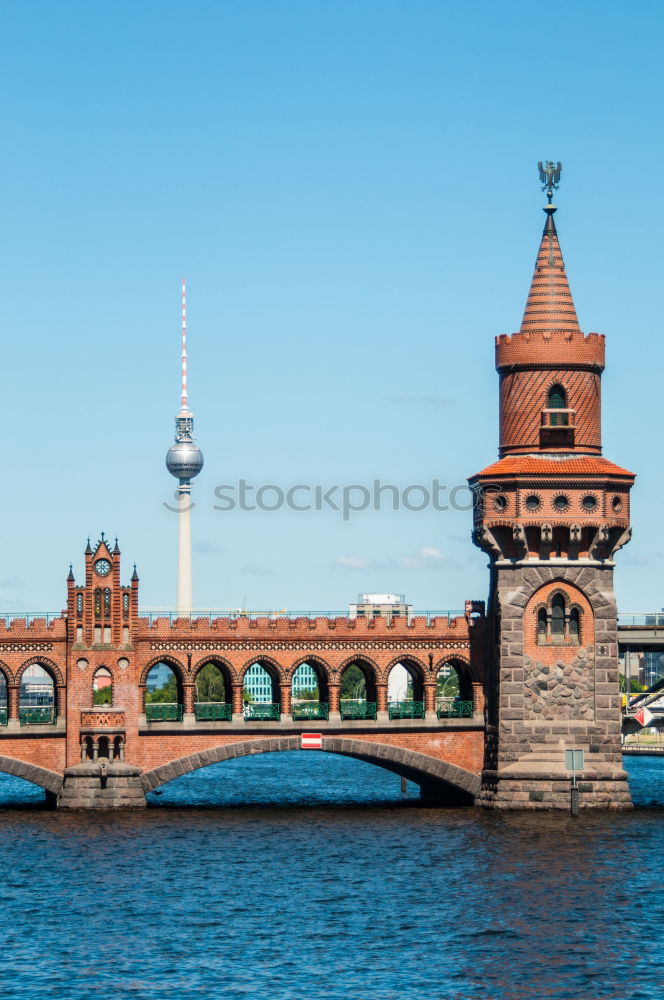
<box><xmin>538</xmin><ymin>160</ymin><xmax>562</xmax><ymax>202</ymax></box>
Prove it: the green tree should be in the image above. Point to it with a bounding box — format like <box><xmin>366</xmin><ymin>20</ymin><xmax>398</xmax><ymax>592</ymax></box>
<box><xmin>341</xmin><ymin>663</ymin><xmax>365</xmax><ymax>699</ymax></box>
<box><xmin>195</xmin><ymin>662</ymin><xmax>226</xmax><ymax>702</ymax></box>
<box><xmin>93</xmin><ymin>686</ymin><xmax>112</xmax><ymax>706</ymax></box>
<box><xmin>146</xmin><ymin>670</ymin><xmax>179</xmax><ymax>704</ymax></box>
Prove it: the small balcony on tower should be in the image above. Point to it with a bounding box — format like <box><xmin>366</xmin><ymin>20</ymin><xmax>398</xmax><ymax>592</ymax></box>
<box><xmin>539</xmin><ymin>384</ymin><xmax>576</xmax><ymax>448</ymax></box>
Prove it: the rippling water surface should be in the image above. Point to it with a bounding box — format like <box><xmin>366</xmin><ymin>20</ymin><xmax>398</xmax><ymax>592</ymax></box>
<box><xmin>0</xmin><ymin>754</ymin><xmax>662</xmax><ymax>1000</ymax></box>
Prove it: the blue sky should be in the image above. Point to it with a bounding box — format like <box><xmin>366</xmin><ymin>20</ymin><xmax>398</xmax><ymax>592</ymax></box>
<box><xmin>0</xmin><ymin>0</ymin><xmax>662</xmax><ymax>612</ymax></box>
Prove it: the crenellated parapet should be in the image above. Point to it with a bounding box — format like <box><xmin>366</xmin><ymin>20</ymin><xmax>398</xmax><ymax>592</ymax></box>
<box><xmin>495</xmin><ymin>330</ymin><xmax>605</xmax><ymax>371</ymax></box>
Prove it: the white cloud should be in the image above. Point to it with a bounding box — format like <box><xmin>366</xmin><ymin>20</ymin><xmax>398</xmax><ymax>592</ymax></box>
<box><xmin>335</xmin><ymin>555</ymin><xmax>372</xmax><ymax>570</ymax></box>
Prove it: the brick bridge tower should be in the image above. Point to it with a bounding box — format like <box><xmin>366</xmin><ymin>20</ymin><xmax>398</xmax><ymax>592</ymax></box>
<box><xmin>469</xmin><ymin>165</ymin><xmax>635</xmax><ymax>809</ymax></box>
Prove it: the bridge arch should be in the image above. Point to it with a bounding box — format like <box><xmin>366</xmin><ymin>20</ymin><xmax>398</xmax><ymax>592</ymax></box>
<box><xmin>16</xmin><ymin>656</ymin><xmax>64</xmax><ymax>687</ymax></box>
<box><xmin>435</xmin><ymin>654</ymin><xmax>476</xmax><ymax>699</ymax></box>
<box><xmin>139</xmin><ymin>655</ymin><xmax>186</xmax><ymax>688</ymax></box>
<box><xmin>385</xmin><ymin>655</ymin><xmax>426</xmax><ymax>702</ymax></box>
<box><xmin>288</xmin><ymin>656</ymin><xmax>330</xmax><ymax>703</ymax></box>
<box><xmin>0</xmin><ymin>755</ymin><xmax>63</xmax><ymax>795</ymax></box>
<box><xmin>140</xmin><ymin>737</ymin><xmax>480</xmax><ymax>804</ymax></box>
<box><xmin>192</xmin><ymin>654</ymin><xmax>237</xmax><ymax>684</ymax></box>
<box><xmin>0</xmin><ymin>660</ymin><xmax>15</xmax><ymax>686</ymax></box>
<box><xmin>239</xmin><ymin>655</ymin><xmax>285</xmax><ymax>684</ymax></box>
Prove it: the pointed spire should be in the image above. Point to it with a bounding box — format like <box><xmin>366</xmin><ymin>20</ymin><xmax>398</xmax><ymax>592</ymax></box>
<box><xmin>113</xmin><ymin>537</ymin><xmax>121</xmax><ymax>555</ymax></box>
<box><xmin>85</xmin><ymin>537</ymin><xmax>92</xmax><ymax>555</ymax></box>
<box><xmin>519</xmin><ymin>204</ymin><xmax>580</xmax><ymax>338</ymax></box>
<box><xmin>131</xmin><ymin>564</ymin><xmax>139</xmax><ymax>582</ymax></box>
<box><xmin>67</xmin><ymin>565</ymin><xmax>75</xmax><ymax>583</ymax></box>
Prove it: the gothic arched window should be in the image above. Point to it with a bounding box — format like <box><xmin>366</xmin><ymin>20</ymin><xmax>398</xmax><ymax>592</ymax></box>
<box><xmin>536</xmin><ymin>593</ymin><xmax>582</xmax><ymax>646</ymax></box>
<box><xmin>569</xmin><ymin>607</ymin><xmax>580</xmax><ymax>642</ymax></box>
<box><xmin>551</xmin><ymin>594</ymin><xmax>566</xmax><ymax>640</ymax></box>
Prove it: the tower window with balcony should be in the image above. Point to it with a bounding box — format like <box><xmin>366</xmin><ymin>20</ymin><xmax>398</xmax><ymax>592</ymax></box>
<box><xmin>548</xmin><ymin>385</ymin><xmax>568</xmax><ymax>425</ymax></box>
<box><xmin>541</xmin><ymin>384</ymin><xmax>575</xmax><ymax>447</ymax></box>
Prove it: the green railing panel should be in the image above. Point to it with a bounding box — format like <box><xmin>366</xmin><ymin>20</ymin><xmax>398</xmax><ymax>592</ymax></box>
<box><xmin>387</xmin><ymin>700</ymin><xmax>425</xmax><ymax>720</ymax></box>
<box><xmin>145</xmin><ymin>702</ymin><xmax>183</xmax><ymax>722</ymax></box>
<box><xmin>19</xmin><ymin>707</ymin><xmax>56</xmax><ymax>725</ymax></box>
<box><xmin>0</xmin><ymin>708</ymin><xmax>8</xmax><ymax>726</ymax></box>
<box><xmin>292</xmin><ymin>702</ymin><xmax>329</xmax><ymax>721</ymax></box>
<box><xmin>194</xmin><ymin>702</ymin><xmax>232</xmax><ymax>722</ymax></box>
<box><xmin>244</xmin><ymin>703</ymin><xmax>281</xmax><ymax>721</ymax></box>
<box><xmin>340</xmin><ymin>701</ymin><xmax>377</xmax><ymax>721</ymax></box>
<box><xmin>437</xmin><ymin>700</ymin><xmax>474</xmax><ymax>719</ymax></box>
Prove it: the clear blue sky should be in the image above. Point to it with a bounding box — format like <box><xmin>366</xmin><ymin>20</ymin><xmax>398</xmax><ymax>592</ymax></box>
<box><xmin>1</xmin><ymin>0</ymin><xmax>662</xmax><ymax>612</ymax></box>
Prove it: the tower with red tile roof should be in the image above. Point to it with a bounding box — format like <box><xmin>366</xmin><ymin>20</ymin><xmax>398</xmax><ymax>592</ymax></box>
<box><xmin>469</xmin><ymin>167</ymin><xmax>634</xmax><ymax>810</ymax></box>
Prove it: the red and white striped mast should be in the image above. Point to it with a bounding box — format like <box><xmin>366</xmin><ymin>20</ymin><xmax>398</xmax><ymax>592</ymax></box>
<box><xmin>165</xmin><ymin>280</ymin><xmax>204</xmax><ymax>615</ymax></box>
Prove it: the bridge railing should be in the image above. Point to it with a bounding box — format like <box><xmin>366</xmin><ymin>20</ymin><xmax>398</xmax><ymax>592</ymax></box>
<box><xmin>244</xmin><ymin>703</ymin><xmax>281</xmax><ymax>721</ymax></box>
<box><xmin>437</xmin><ymin>700</ymin><xmax>474</xmax><ymax>719</ymax></box>
<box><xmin>340</xmin><ymin>701</ymin><xmax>377</xmax><ymax>721</ymax></box>
<box><xmin>139</xmin><ymin>609</ymin><xmax>469</xmax><ymax>626</ymax></box>
<box><xmin>619</xmin><ymin>613</ymin><xmax>664</xmax><ymax>627</ymax></box>
<box><xmin>0</xmin><ymin>612</ymin><xmax>63</xmax><ymax>626</ymax></box>
<box><xmin>145</xmin><ymin>703</ymin><xmax>183</xmax><ymax>723</ymax></box>
<box><xmin>194</xmin><ymin>702</ymin><xmax>232</xmax><ymax>722</ymax></box>
<box><xmin>291</xmin><ymin>703</ymin><xmax>329</xmax><ymax>721</ymax></box>
<box><xmin>387</xmin><ymin>700</ymin><xmax>425</xmax><ymax>720</ymax></box>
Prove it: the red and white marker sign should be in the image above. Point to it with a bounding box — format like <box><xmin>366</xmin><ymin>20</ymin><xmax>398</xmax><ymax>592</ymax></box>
<box><xmin>301</xmin><ymin>732</ymin><xmax>322</xmax><ymax>750</ymax></box>
<box><xmin>634</xmin><ymin>707</ymin><xmax>654</xmax><ymax>728</ymax></box>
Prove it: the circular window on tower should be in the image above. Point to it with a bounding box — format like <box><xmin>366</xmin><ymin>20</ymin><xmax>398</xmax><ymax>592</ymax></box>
<box><xmin>612</xmin><ymin>495</ymin><xmax>624</xmax><ymax>513</ymax></box>
<box><xmin>582</xmin><ymin>494</ymin><xmax>598</xmax><ymax>512</ymax></box>
<box><xmin>493</xmin><ymin>495</ymin><xmax>507</xmax><ymax>512</ymax></box>
<box><xmin>553</xmin><ymin>494</ymin><xmax>570</xmax><ymax>511</ymax></box>
<box><xmin>525</xmin><ymin>494</ymin><xmax>541</xmax><ymax>511</ymax></box>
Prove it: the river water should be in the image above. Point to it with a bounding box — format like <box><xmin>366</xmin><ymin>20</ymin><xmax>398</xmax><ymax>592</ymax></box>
<box><xmin>0</xmin><ymin>754</ymin><xmax>662</xmax><ymax>1000</ymax></box>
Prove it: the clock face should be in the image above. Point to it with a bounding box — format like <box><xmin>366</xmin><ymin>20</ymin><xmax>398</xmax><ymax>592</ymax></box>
<box><xmin>94</xmin><ymin>559</ymin><xmax>111</xmax><ymax>577</ymax></box>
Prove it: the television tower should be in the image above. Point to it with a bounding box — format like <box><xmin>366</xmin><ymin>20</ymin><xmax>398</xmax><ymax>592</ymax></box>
<box><xmin>165</xmin><ymin>281</ymin><xmax>204</xmax><ymax>614</ymax></box>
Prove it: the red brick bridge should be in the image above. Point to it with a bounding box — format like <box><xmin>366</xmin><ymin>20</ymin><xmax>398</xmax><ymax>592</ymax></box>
<box><xmin>0</xmin><ymin>539</ymin><xmax>487</xmax><ymax>808</ymax></box>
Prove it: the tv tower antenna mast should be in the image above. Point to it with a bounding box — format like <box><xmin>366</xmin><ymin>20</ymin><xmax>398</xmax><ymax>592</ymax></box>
<box><xmin>165</xmin><ymin>280</ymin><xmax>204</xmax><ymax>614</ymax></box>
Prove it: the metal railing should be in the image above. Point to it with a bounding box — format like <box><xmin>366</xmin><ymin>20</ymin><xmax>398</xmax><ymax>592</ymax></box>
<box><xmin>244</xmin><ymin>703</ymin><xmax>281</xmax><ymax>721</ymax></box>
<box><xmin>0</xmin><ymin>612</ymin><xmax>62</xmax><ymax>626</ymax></box>
<box><xmin>194</xmin><ymin>702</ymin><xmax>232</xmax><ymax>722</ymax></box>
<box><xmin>437</xmin><ymin>700</ymin><xmax>474</xmax><ymax>719</ymax></box>
<box><xmin>19</xmin><ymin>707</ymin><xmax>57</xmax><ymax>725</ymax></box>
<box><xmin>140</xmin><ymin>609</ymin><xmax>468</xmax><ymax>626</ymax></box>
<box><xmin>619</xmin><ymin>614</ymin><xmax>664</xmax><ymax>628</ymax></box>
<box><xmin>292</xmin><ymin>702</ymin><xmax>329</xmax><ymax>721</ymax></box>
<box><xmin>387</xmin><ymin>700</ymin><xmax>425</xmax><ymax>720</ymax></box>
<box><xmin>145</xmin><ymin>703</ymin><xmax>183</xmax><ymax>722</ymax></box>
<box><xmin>340</xmin><ymin>701</ymin><xmax>377</xmax><ymax>721</ymax></box>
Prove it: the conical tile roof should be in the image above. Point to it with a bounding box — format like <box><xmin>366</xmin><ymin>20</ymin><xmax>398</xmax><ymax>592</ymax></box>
<box><xmin>520</xmin><ymin>207</ymin><xmax>580</xmax><ymax>336</ymax></box>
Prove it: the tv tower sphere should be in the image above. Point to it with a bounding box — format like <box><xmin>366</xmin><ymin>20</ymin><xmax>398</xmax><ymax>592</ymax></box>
<box><xmin>166</xmin><ymin>438</ymin><xmax>204</xmax><ymax>481</ymax></box>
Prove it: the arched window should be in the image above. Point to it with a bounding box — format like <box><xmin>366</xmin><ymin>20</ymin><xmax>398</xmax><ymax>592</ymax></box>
<box><xmin>291</xmin><ymin>661</ymin><xmax>329</xmax><ymax>721</ymax></box>
<box><xmin>19</xmin><ymin>663</ymin><xmax>56</xmax><ymax>724</ymax></box>
<box><xmin>93</xmin><ymin>666</ymin><xmax>113</xmax><ymax>706</ymax></box>
<box><xmin>387</xmin><ymin>660</ymin><xmax>424</xmax><ymax>719</ymax></box>
<box><xmin>548</xmin><ymin>384</ymin><xmax>568</xmax><ymax>426</ymax></box>
<box><xmin>569</xmin><ymin>607</ymin><xmax>580</xmax><ymax>643</ymax></box>
<box><xmin>243</xmin><ymin>661</ymin><xmax>281</xmax><ymax>721</ymax></box>
<box><xmin>194</xmin><ymin>662</ymin><xmax>231</xmax><ymax>721</ymax></box>
<box><xmin>551</xmin><ymin>594</ymin><xmax>566</xmax><ymax>640</ymax></box>
<box><xmin>537</xmin><ymin>608</ymin><xmax>548</xmax><ymax>643</ymax></box>
<box><xmin>339</xmin><ymin>661</ymin><xmax>377</xmax><ymax>720</ymax></box>
<box><xmin>145</xmin><ymin>662</ymin><xmax>183</xmax><ymax>722</ymax></box>
<box><xmin>435</xmin><ymin>660</ymin><xmax>473</xmax><ymax>718</ymax></box>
